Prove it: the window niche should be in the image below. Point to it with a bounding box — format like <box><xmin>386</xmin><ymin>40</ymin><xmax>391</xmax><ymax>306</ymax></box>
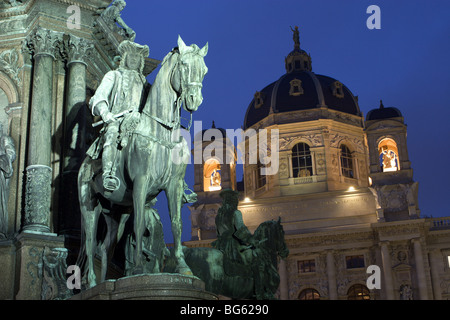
<box><xmin>289</xmin><ymin>78</ymin><xmax>304</xmax><ymax>96</ymax></box>
<box><xmin>254</xmin><ymin>91</ymin><xmax>264</xmax><ymax>109</ymax></box>
<box><xmin>292</xmin><ymin>142</ymin><xmax>312</xmax><ymax>177</ymax></box>
<box><xmin>298</xmin><ymin>288</ymin><xmax>320</xmax><ymax>300</ymax></box>
<box><xmin>340</xmin><ymin>144</ymin><xmax>354</xmax><ymax>179</ymax></box>
<box><xmin>378</xmin><ymin>138</ymin><xmax>400</xmax><ymax>172</ymax></box>
<box><xmin>331</xmin><ymin>81</ymin><xmax>344</xmax><ymax>98</ymax></box>
<box><xmin>203</xmin><ymin>158</ymin><xmax>222</xmax><ymax>192</ymax></box>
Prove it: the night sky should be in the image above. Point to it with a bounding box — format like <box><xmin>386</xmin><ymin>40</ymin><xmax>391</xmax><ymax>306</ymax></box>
<box><xmin>120</xmin><ymin>0</ymin><xmax>450</xmax><ymax>242</ymax></box>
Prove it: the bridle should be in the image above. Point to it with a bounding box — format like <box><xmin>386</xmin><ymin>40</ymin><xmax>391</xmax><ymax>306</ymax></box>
<box><xmin>142</xmin><ymin>49</ymin><xmax>203</xmax><ymax>132</ymax></box>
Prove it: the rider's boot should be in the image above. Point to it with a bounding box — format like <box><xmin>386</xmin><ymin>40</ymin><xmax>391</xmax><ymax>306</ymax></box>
<box><xmin>102</xmin><ymin>145</ymin><xmax>120</xmax><ymax>192</ymax></box>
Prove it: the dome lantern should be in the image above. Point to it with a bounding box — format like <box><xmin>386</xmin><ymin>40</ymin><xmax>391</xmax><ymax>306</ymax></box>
<box><xmin>285</xmin><ymin>26</ymin><xmax>312</xmax><ymax>73</ymax></box>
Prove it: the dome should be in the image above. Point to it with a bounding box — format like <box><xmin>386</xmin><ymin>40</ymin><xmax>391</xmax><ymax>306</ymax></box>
<box><xmin>243</xmin><ymin>27</ymin><xmax>361</xmax><ymax>130</ymax></box>
<box><xmin>366</xmin><ymin>100</ymin><xmax>403</xmax><ymax>121</ymax></box>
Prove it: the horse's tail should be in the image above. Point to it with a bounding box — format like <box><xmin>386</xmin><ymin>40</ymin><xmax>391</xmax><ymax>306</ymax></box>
<box><xmin>74</xmin><ymin>157</ymin><xmax>95</xmax><ymax>283</ymax></box>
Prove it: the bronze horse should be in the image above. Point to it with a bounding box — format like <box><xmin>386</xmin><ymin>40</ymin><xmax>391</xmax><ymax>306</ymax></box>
<box><xmin>77</xmin><ymin>36</ymin><xmax>208</xmax><ymax>288</ymax></box>
<box><xmin>165</xmin><ymin>219</ymin><xmax>289</xmax><ymax>299</ymax></box>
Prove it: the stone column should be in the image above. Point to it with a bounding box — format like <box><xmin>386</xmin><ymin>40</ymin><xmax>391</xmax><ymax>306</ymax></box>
<box><xmin>429</xmin><ymin>249</ymin><xmax>443</xmax><ymax>300</ymax></box>
<box><xmin>412</xmin><ymin>238</ymin><xmax>429</xmax><ymax>300</ymax></box>
<box><xmin>326</xmin><ymin>250</ymin><xmax>338</xmax><ymax>300</ymax></box>
<box><xmin>278</xmin><ymin>258</ymin><xmax>289</xmax><ymax>300</ymax></box>
<box><xmin>380</xmin><ymin>241</ymin><xmax>395</xmax><ymax>299</ymax></box>
<box><xmin>22</xmin><ymin>28</ymin><xmax>61</xmax><ymax>233</ymax></box>
<box><xmin>59</xmin><ymin>36</ymin><xmax>92</xmax><ymax>237</ymax></box>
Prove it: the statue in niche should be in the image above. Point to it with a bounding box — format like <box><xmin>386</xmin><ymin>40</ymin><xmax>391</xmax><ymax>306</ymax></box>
<box><xmin>0</xmin><ymin>123</ymin><xmax>16</xmax><ymax>239</ymax></box>
<box><xmin>87</xmin><ymin>40</ymin><xmax>149</xmax><ymax>192</ymax></box>
<box><xmin>210</xmin><ymin>168</ymin><xmax>221</xmax><ymax>188</ymax></box>
<box><xmin>100</xmin><ymin>0</ymin><xmax>136</xmax><ymax>41</ymax></box>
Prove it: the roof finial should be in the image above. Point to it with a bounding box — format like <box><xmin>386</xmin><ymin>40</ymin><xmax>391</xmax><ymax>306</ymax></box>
<box><xmin>290</xmin><ymin>26</ymin><xmax>300</xmax><ymax>50</ymax></box>
<box><xmin>380</xmin><ymin>100</ymin><xmax>384</xmax><ymax>109</ymax></box>
<box><xmin>212</xmin><ymin>120</ymin><xmax>216</xmax><ymax>128</ymax></box>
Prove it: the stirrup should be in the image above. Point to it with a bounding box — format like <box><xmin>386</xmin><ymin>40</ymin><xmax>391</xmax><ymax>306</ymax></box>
<box><xmin>103</xmin><ymin>174</ymin><xmax>120</xmax><ymax>192</ymax></box>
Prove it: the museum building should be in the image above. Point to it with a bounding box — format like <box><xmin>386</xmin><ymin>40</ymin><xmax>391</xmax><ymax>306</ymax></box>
<box><xmin>0</xmin><ymin>0</ymin><xmax>449</xmax><ymax>300</ymax></box>
<box><xmin>186</xmin><ymin>29</ymin><xmax>450</xmax><ymax>300</ymax></box>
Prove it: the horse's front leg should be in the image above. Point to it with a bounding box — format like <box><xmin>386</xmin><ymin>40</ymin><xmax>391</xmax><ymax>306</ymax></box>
<box><xmin>132</xmin><ymin>177</ymin><xmax>148</xmax><ymax>275</ymax></box>
<box><xmin>166</xmin><ymin>179</ymin><xmax>192</xmax><ymax>275</ymax></box>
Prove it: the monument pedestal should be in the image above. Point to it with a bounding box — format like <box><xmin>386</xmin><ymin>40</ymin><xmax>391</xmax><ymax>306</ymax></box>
<box><xmin>71</xmin><ymin>273</ymin><xmax>218</xmax><ymax>300</ymax></box>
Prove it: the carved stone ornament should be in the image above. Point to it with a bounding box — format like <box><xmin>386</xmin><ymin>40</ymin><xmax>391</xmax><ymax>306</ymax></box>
<box><xmin>23</xmin><ymin>165</ymin><xmax>52</xmax><ymax>232</ymax></box>
<box><xmin>65</xmin><ymin>36</ymin><xmax>94</xmax><ymax>64</ymax></box>
<box><xmin>23</xmin><ymin>28</ymin><xmax>62</xmax><ymax>58</ymax></box>
<box><xmin>0</xmin><ymin>0</ymin><xmax>26</xmax><ymax>8</ymax></box>
<box><xmin>0</xmin><ymin>48</ymin><xmax>23</xmax><ymax>86</ymax></box>
<box><xmin>27</xmin><ymin>246</ymin><xmax>72</xmax><ymax>300</ymax></box>
<box><xmin>279</xmin><ymin>133</ymin><xmax>322</xmax><ymax>151</ymax></box>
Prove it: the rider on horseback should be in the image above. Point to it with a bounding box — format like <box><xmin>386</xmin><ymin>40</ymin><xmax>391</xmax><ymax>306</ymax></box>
<box><xmin>212</xmin><ymin>189</ymin><xmax>270</xmax><ymax>299</ymax></box>
<box><xmin>87</xmin><ymin>40</ymin><xmax>149</xmax><ymax>191</ymax></box>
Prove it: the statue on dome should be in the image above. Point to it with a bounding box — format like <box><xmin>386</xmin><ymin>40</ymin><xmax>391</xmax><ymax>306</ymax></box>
<box><xmin>290</xmin><ymin>26</ymin><xmax>300</xmax><ymax>49</ymax></box>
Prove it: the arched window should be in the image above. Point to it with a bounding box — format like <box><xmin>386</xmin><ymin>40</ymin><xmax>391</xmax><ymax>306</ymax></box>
<box><xmin>203</xmin><ymin>159</ymin><xmax>221</xmax><ymax>192</ymax></box>
<box><xmin>347</xmin><ymin>284</ymin><xmax>370</xmax><ymax>300</ymax></box>
<box><xmin>256</xmin><ymin>161</ymin><xmax>266</xmax><ymax>189</ymax></box>
<box><xmin>340</xmin><ymin>144</ymin><xmax>354</xmax><ymax>178</ymax></box>
<box><xmin>299</xmin><ymin>288</ymin><xmax>320</xmax><ymax>300</ymax></box>
<box><xmin>292</xmin><ymin>143</ymin><xmax>312</xmax><ymax>178</ymax></box>
<box><xmin>378</xmin><ymin>138</ymin><xmax>400</xmax><ymax>172</ymax></box>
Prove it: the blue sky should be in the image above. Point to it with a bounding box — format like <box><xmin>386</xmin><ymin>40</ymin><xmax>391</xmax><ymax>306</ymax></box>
<box><xmin>120</xmin><ymin>0</ymin><xmax>450</xmax><ymax>242</ymax></box>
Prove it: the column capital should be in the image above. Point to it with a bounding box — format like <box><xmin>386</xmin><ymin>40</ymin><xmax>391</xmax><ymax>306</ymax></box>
<box><xmin>64</xmin><ymin>35</ymin><xmax>94</xmax><ymax>66</ymax></box>
<box><xmin>379</xmin><ymin>240</ymin><xmax>390</xmax><ymax>247</ymax></box>
<box><xmin>23</xmin><ymin>28</ymin><xmax>63</xmax><ymax>59</ymax></box>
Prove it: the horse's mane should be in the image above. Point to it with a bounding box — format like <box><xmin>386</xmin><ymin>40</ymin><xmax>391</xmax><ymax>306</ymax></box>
<box><xmin>253</xmin><ymin>220</ymin><xmax>278</xmax><ymax>242</ymax></box>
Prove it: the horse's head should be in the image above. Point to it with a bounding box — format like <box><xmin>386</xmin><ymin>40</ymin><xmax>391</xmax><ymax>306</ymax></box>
<box><xmin>274</xmin><ymin>217</ymin><xmax>289</xmax><ymax>259</ymax></box>
<box><xmin>254</xmin><ymin>217</ymin><xmax>289</xmax><ymax>260</ymax></box>
<box><xmin>171</xmin><ymin>36</ymin><xmax>208</xmax><ymax>113</ymax></box>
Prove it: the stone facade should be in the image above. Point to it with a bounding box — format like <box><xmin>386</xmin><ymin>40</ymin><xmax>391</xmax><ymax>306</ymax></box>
<box><xmin>0</xmin><ymin>0</ymin><xmax>158</xmax><ymax>300</ymax></box>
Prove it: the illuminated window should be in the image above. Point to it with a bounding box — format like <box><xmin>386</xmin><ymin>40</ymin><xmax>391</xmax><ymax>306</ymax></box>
<box><xmin>203</xmin><ymin>159</ymin><xmax>221</xmax><ymax>192</ymax></box>
<box><xmin>347</xmin><ymin>284</ymin><xmax>370</xmax><ymax>300</ymax></box>
<box><xmin>292</xmin><ymin>143</ymin><xmax>312</xmax><ymax>177</ymax></box>
<box><xmin>298</xmin><ymin>259</ymin><xmax>316</xmax><ymax>273</ymax></box>
<box><xmin>378</xmin><ymin>138</ymin><xmax>400</xmax><ymax>172</ymax></box>
<box><xmin>340</xmin><ymin>144</ymin><xmax>354</xmax><ymax>179</ymax></box>
<box><xmin>346</xmin><ymin>255</ymin><xmax>365</xmax><ymax>269</ymax></box>
<box><xmin>299</xmin><ymin>288</ymin><xmax>320</xmax><ymax>300</ymax></box>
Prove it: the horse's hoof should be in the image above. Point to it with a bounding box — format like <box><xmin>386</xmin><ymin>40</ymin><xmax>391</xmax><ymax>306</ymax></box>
<box><xmin>177</xmin><ymin>266</ymin><xmax>193</xmax><ymax>276</ymax></box>
<box><xmin>132</xmin><ymin>266</ymin><xmax>144</xmax><ymax>276</ymax></box>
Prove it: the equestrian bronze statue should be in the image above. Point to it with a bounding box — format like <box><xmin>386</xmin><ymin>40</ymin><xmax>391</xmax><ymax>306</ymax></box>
<box><xmin>77</xmin><ymin>36</ymin><xmax>208</xmax><ymax>288</ymax></box>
